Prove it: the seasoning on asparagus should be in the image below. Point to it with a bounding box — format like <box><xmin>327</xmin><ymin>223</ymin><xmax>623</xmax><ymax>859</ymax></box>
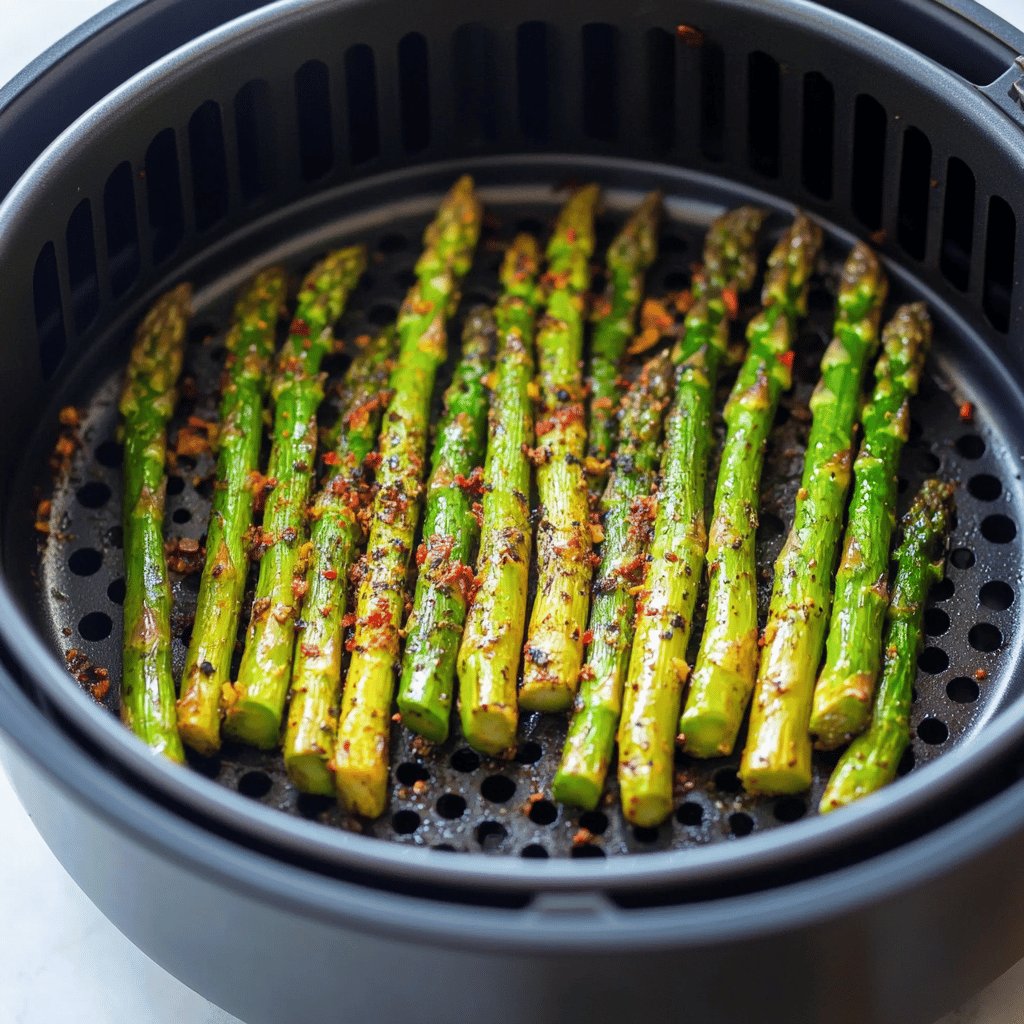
<box><xmin>586</xmin><ymin>191</ymin><xmax>662</xmax><ymax>486</ymax></box>
<box><xmin>456</xmin><ymin>235</ymin><xmax>543</xmax><ymax>755</ymax></box>
<box><xmin>741</xmin><ymin>244</ymin><xmax>888</xmax><ymax>795</ymax></box>
<box><xmin>224</xmin><ymin>246</ymin><xmax>366</xmax><ymax>749</ymax></box>
<box><xmin>283</xmin><ymin>329</ymin><xmax>396</xmax><ymax>795</ymax></box>
<box><xmin>120</xmin><ymin>283</ymin><xmax>192</xmax><ymax>761</ymax></box>
<box><xmin>552</xmin><ymin>350</ymin><xmax>673</xmax><ymax>810</ymax></box>
<box><xmin>811</xmin><ymin>303</ymin><xmax>932</xmax><ymax>749</ymax></box>
<box><xmin>334</xmin><ymin>177</ymin><xmax>481</xmax><ymax>818</ymax></box>
<box><xmin>175</xmin><ymin>269</ymin><xmax>286</xmax><ymax>755</ymax></box>
<box><xmin>616</xmin><ymin>206</ymin><xmax>766</xmax><ymax>827</ymax></box>
<box><xmin>396</xmin><ymin>308</ymin><xmax>494</xmax><ymax>743</ymax></box>
<box><xmin>820</xmin><ymin>479</ymin><xmax>955</xmax><ymax>811</ymax></box>
<box><xmin>519</xmin><ymin>184</ymin><xmax>601</xmax><ymax>713</ymax></box>
<box><xmin>678</xmin><ymin>215</ymin><xmax>823</xmax><ymax>771</ymax></box>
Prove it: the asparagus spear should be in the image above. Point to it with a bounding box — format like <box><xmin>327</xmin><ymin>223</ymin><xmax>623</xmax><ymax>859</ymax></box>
<box><xmin>741</xmin><ymin>244</ymin><xmax>888</xmax><ymax>795</ymax></box>
<box><xmin>456</xmin><ymin>235</ymin><xmax>543</xmax><ymax>755</ymax></box>
<box><xmin>176</xmin><ymin>269</ymin><xmax>286</xmax><ymax>755</ymax></box>
<box><xmin>678</xmin><ymin>215</ymin><xmax>823</xmax><ymax>770</ymax></box>
<box><xmin>552</xmin><ymin>351</ymin><xmax>673</xmax><ymax>809</ymax></box>
<box><xmin>223</xmin><ymin>246</ymin><xmax>367</xmax><ymax>748</ymax></box>
<box><xmin>283</xmin><ymin>329</ymin><xmax>396</xmax><ymax>794</ymax></box>
<box><xmin>120</xmin><ymin>283</ymin><xmax>192</xmax><ymax>761</ymax></box>
<box><xmin>334</xmin><ymin>177</ymin><xmax>482</xmax><ymax>817</ymax></box>
<box><xmin>396</xmin><ymin>308</ymin><xmax>494</xmax><ymax>743</ymax></box>
<box><xmin>810</xmin><ymin>303</ymin><xmax>932</xmax><ymax>748</ymax></box>
<box><xmin>820</xmin><ymin>479</ymin><xmax>955</xmax><ymax>811</ymax></box>
<box><xmin>519</xmin><ymin>184</ymin><xmax>601</xmax><ymax>713</ymax></box>
<box><xmin>615</xmin><ymin>206</ymin><xmax>766</xmax><ymax>827</ymax></box>
<box><xmin>586</xmin><ymin>191</ymin><xmax>662</xmax><ymax>483</ymax></box>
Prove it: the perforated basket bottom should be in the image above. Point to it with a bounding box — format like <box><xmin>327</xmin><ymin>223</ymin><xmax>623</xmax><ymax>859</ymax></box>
<box><xmin>34</xmin><ymin>173</ymin><xmax>1023</xmax><ymax>859</ymax></box>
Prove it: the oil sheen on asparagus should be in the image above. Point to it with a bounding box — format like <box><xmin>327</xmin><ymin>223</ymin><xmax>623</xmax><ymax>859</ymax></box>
<box><xmin>224</xmin><ymin>246</ymin><xmax>366</xmax><ymax>748</ymax></box>
<box><xmin>741</xmin><ymin>243</ymin><xmax>888</xmax><ymax>795</ymax></box>
<box><xmin>176</xmin><ymin>268</ymin><xmax>286</xmax><ymax>755</ymax></box>
<box><xmin>120</xmin><ymin>283</ymin><xmax>192</xmax><ymax>761</ymax></box>
<box><xmin>679</xmin><ymin>217</ymin><xmax>825</xmax><ymax>762</ymax></box>
<box><xmin>820</xmin><ymin>479</ymin><xmax>954</xmax><ymax>811</ymax></box>
<box><xmin>519</xmin><ymin>185</ymin><xmax>602</xmax><ymax>713</ymax></box>
<box><xmin>396</xmin><ymin>308</ymin><xmax>494</xmax><ymax>743</ymax></box>
<box><xmin>334</xmin><ymin>177</ymin><xmax>481</xmax><ymax>817</ymax></box>
<box><xmin>456</xmin><ymin>235</ymin><xmax>542</xmax><ymax>756</ymax></box>
<box><xmin>615</xmin><ymin>206</ymin><xmax>765</xmax><ymax>827</ymax></box>
<box><xmin>283</xmin><ymin>329</ymin><xmax>395</xmax><ymax>795</ymax></box>
<box><xmin>810</xmin><ymin>303</ymin><xmax>931</xmax><ymax>748</ymax></box>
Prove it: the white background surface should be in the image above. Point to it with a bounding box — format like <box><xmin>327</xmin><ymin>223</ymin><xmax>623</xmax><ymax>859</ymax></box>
<box><xmin>4</xmin><ymin>1</ymin><xmax>1024</xmax><ymax>1022</ymax></box>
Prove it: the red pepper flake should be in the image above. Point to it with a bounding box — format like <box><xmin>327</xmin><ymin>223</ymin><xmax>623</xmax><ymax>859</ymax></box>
<box><xmin>322</xmin><ymin>451</ymin><xmax>340</xmax><ymax>466</ymax></box>
<box><xmin>566</xmin><ymin>227</ymin><xmax>577</xmax><ymax>243</ymax></box>
<box><xmin>470</xmin><ymin>502</ymin><xmax>484</xmax><ymax>529</ymax></box>
<box><xmin>290</xmin><ymin>317</ymin><xmax>310</xmax><ymax>337</ymax></box>
<box><xmin>322</xmin><ymin>568</ymin><xmax>338</xmax><ymax>580</ymax></box>
<box><xmin>522</xmin><ymin>444</ymin><xmax>549</xmax><ymax>466</ymax></box>
<box><xmin>581</xmin><ymin>629</ymin><xmax>594</xmax><ymax>646</ymax></box>
<box><xmin>454</xmin><ymin>466</ymin><xmax>486</xmax><ymax>497</ymax></box>
<box><xmin>415</xmin><ymin>542</ymin><xmax>428</xmax><ymax>566</ymax></box>
<box><xmin>675</xmin><ymin>23</ymin><xmax>705</xmax><ymax>46</ymax></box>
<box><xmin>364</xmin><ymin>451</ymin><xmax>383</xmax><ymax>472</ymax></box>
<box><xmin>300</xmin><ymin>642</ymin><xmax>321</xmax><ymax>658</ymax></box>
<box><xmin>975</xmin><ymin>668</ymin><xmax>988</xmax><ymax>681</ymax></box>
<box><xmin>959</xmin><ymin>401</ymin><xmax>974</xmax><ymax>424</ymax></box>
<box><xmin>722</xmin><ymin>288</ymin><xmax>739</xmax><ymax>320</ymax></box>
<box><xmin>777</xmin><ymin>350</ymin><xmax>795</xmax><ymax>371</ymax></box>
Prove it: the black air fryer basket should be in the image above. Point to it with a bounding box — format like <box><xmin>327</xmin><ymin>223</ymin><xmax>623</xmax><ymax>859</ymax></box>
<box><xmin>3</xmin><ymin>1</ymin><xmax>1024</xmax><ymax>1022</ymax></box>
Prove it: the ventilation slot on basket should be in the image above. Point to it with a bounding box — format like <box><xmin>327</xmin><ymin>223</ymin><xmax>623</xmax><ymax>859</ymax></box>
<box><xmin>940</xmin><ymin>157</ymin><xmax>974</xmax><ymax>292</ymax></box>
<box><xmin>452</xmin><ymin>24</ymin><xmax>498</xmax><ymax>147</ymax></box>
<box><xmin>103</xmin><ymin>162</ymin><xmax>140</xmax><ymax>298</ymax></box>
<box><xmin>851</xmin><ymin>94</ymin><xmax>887</xmax><ymax>231</ymax></box>
<box><xmin>517</xmin><ymin>21</ymin><xmax>550</xmax><ymax>143</ymax></box>
<box><xmin>34</xmin><ymin>242</ymin><xmax>65</xmax><ymax>380</ymax></box>
<box><xmin>145</xmin><ymin>128</ymin><xmax>184</xmax><ymax>265</ymax></box>
<box><xmin>234</xmin><ymin>80</ymin><xmax>275</xmax><ymax>205</ymax></box>
<box><xmin>188</xmin><ymin>101</ymin><xmax>229</xmax><ymax>231</ymax></box>
<box><xmin>699</xmin><ymin>42</ymin><xmax>726</xmax><ymax>162</ymax></box>
<box><xmin>344</xmin><ymin>45</ymin><xmax>380</xmax><ymax>164</ymax></box>
<box><xmin>398</xmin><ymin>33</ymin><xmax>430</xmax><ymax>153</ymax></box>
<box><xmin>897</xmin><ymin>127</ymin><xmax>932</xmax><ymax>261</ymax></box>
<box><xmin>747</xmin><ymin>51</ymin><xmax>780</xmax><ymax>178</ymax></box>
<box><xmin>801</xmin><ymin>72</ymin><xmax>834</xmax><ymax>200</ymax></box>
<box><xmin>645</xmin><ymin>28</ymin><xmax>675</xmax><ymax>154</ymax></box>
<box><xmin>65</xmin><ymin>200</ymin><xmax>99</xmax><ymax>333</ymax></box>
<box><xmin>582</xmin><ymin>23</ymin><xmax>618</xmax><ymax>142</ymax></box>
<box><xmin>295</xmin><ymin>61</ymin><xmax>333</xmax><ymax>182</ymax></box>
<box><xmin>982</xmin><ymin>195</ymin><xmax>1015</xmax><ymax>333</ymax></box>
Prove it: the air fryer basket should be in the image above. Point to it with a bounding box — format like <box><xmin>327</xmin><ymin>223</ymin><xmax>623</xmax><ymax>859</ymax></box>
<box><xmin>4</xmin><ymin>0</ymin><xmax>1024</xmax><ymax>1021</ymax></box>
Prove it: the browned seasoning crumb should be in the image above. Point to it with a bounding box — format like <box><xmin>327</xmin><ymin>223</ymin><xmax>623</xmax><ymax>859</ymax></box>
<box><xmin>412</xmin><ymin>779</ymin><xmax>428</xmax><ymax>796</ymax></box>
<box><xmin>409</xmin><ymin>735</ymin><xmax>434</xmax><ymax>756</ymax></box>
<box><xmin>391</xmin><ymin>712</ymin><xmax>402</xmax><ymax>723</ymax></box>
<box><xmin>975</xmin><ymin>668</ymin><xmax>988</xmax><ymax>681</ymax></box>
<box><xmin>165</xmin><ymin>535</ymin><xmax>205</xmax><ymax>574</ymax></box>
<box><xmin>572</xmin><ymin>828</ymin><xmax>595</xmax><ymax>847</ymax></box>
<box><xmin>65</xmin><ymin>648</ymin><xmax>111</xmax><ymax>700</ymax></box>
<box><xmin>675</xmin><ymin>23</ymin><xmax>705</xmax><ymax>45</ymax></box>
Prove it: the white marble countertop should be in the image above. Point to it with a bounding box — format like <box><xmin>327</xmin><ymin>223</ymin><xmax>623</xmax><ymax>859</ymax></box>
<box><xmin>3</xmin><ymin>1</ymin><xmax>1024</xmax><ymax>1021</ymax></box>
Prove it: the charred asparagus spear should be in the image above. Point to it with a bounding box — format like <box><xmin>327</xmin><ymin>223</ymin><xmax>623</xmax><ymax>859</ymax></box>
<box><xmin>616</xmin><ymin>206</ymin><xmax>766</xmax><ymax>826</ymax></box>
<box><xmin>176</xmin><ymin>269</ymin><xmax>286</xmax><ymax>755</ymax></box>
<box><xmin>120</xmin><ymin>283</ymin><xmax>192</xmax><ymax>761</ymax></box>
<box><xmin>283</xmin><ymin>329</ymin><xmax>396</xmax><ymax>794</ymax></box>
<box><xmin>586</xmin><ymin>191</ymin><xmax>662</xmax><ymax>483</ymax></box>
<box><xmin>396</xmin><ymin>308</ymin><xmax>494</xmax><ymax>743</ymax></box>
<box><xmin>820</xmin><ymin>479</ymin><xmax>954</xmax><ymax>811</ymax></box>
<box><xmin>741</xmin><ymin>244</ymin><xmax>888</xmax><ymax>795</ymax></box>
<box><xmin>552</xmin><ymin>351</ymin><xmax>673</xmax><ymax>809</ymax></box>
<box><xmin>334</xmin><ymin>177</ymin><xmax>481</xmax><ymax>817</ymax></box>
<box><xmin>519</xmin><ymin>184</ymin><xmax>601</xmax><ymax>713</ymax></box>
<box><xmin>456</xmin><ymin>236</ymin><xmax>543</xmax><ymax>755</ymax></box>
<box><xmin>811</xmin><ymin>303</ymin><xmax>932</xmax><ymax>748</ymax></box>
<box><xmin>679</xmin><ymin>215</ymin><xmax>823</xmax><ymax>768</ymax></box>
<box><xmin>224</xmin><ymin>246</ymin><xmax>367</xmax><ymax>748</ymax></box>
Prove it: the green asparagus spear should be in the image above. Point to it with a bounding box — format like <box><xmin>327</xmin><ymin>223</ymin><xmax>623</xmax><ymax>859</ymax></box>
<box><xmin>741</xmin><ymin>244</ymin><xmax>888</xmax><ymax>795</ymax></box>
<box><xmin>456</xmin><ymin>236</ymin><xmax>543</xmax><ymax>755</ymax></box>
<box><xmin>586</xmin><ymin>191</ymin><xmax>662</xmax><ymax>484</ymax></box>
<box><xmin>224</xmin><ymin>246</ymin><xmax>366</xmax><ymax>748</ymax></box>
<box><xmin>820</xmin><ymin>479</ymin><xmax>955</xmax><ymax>811</ymax></box>
<box><xmin>811</xmin><ymin>303</ymin><xmax>932</xmax><ymax>748</ymax></box>
<box><xmin>679</xmin><ymin>215</ymin><xmax>823</xmax><ymax>769</ymax></box>
<box><xmin>552</xmin><ymin>351</ymin><xmax>673</xmax><ymax>809</ymax></box>
<box><xmin>176</xmin><ymin>269</ymin><xmax>286</xmax><ymax>755</ymax></box>
<box><xmin>120</xmin><ymin>283</ymin><xmax>192</xmax><ymax>761</ymax></box>
<box><xmin>616</xmin><ymin>206</ymin><xmax>766</xmax><ymax>827</ymax></box>
<box><xmin>519</xmin><ymin>184</ymin><xmax>601</xmax><ymax>713</ymax></box>
<box><xmin>283</xmin><ymin>329</ymin><xmax>396</xmax><ymax>794</ymax></box>
<box><xmin>396</xmin><ymin>308</ymin><xmax>494</xmax><ymax>743</ymax></box>
<box><xmin>334</xmin><ymin>177</ymin><xmax>482</xmax><ymax>818</ymax></box>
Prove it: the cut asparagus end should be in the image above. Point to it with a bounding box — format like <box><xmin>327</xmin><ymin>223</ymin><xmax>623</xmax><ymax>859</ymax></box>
<box><xmin>223</xmin><ymin>700</ymin><xmax>281</xmax><ymax>750</ymax></box>
<box><xmin>679</xmin><ymin>709</ymin><xmax>733</xmax><ymax>760</ymax></box>
<box><xmin>810</xmin><ymin>684</ymin><xmax>873</xmax><ymax>750</ymax></box>
<box><xmin>460</xmin><ymin>701</ymin><xmax>518</xmax><ymax>757</ymax></box>
<box><xmin>335</xmin><ymin>761</ymin><xmax>390</xmax><ymax>819</ymax></box>
<box><xmin>621</xmin><ymin>787</ymin><xmax>673</xmax><ymax>829</ymax></box>
<box><xmin>551</xmin><ymin>770</ymin><xmax>603</xmax><ymax>812</ymax></box>
<box><xmin>397</xmin><ymin>695</ymin><xmax>451</xmax><ymax>746</ymax></box>
<box><xmin>175</xmin><ymin>710</ymin><xmax>220</xmax><ymax>758</ymax></box>
<box><xmin>285</xmin><ymin>752</ymin><xmax>335</xmax><ymax>797</ymax></box>
<box><xmin>518</xmin><ymin>679</ymin><xmax>576</xmax><ymax>713</ymax></box>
